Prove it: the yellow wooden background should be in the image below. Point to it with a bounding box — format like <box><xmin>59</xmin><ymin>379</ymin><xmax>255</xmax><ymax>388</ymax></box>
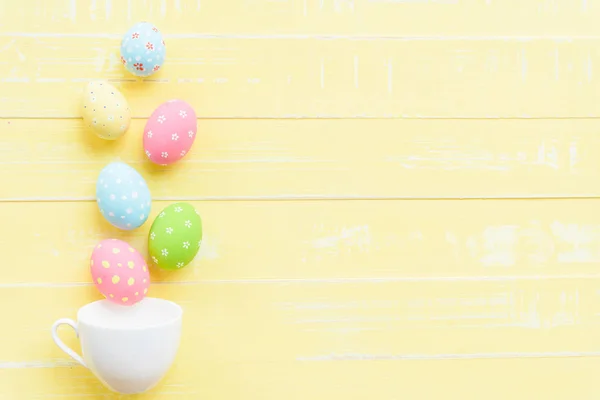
<box><xmin>2</xmin><ymin>0</ymin><xmax>600</xmax><ymax>398</ymax></box>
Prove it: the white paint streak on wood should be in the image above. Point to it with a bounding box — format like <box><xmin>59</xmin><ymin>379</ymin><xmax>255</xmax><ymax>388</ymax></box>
<box><xmin>551</xmin><ymin>221</ymin><xmax>600</xmax><ymax>263</ymax></box>
<box><xmin>569</xmin><ymin>141</ymin><xmax>579</xmax><ymax>169</ymax></box>
<box><xmin>127</xmin><ymin>0</ymin><xmax>132</xmax><ymax>19</ymax></box>
<box><xmin>175</xmin><ymin>0</ymin><xmax>182</xmax><ymax>12</ymax></box>
<box><xmin>312</xmin><ymin>225</ymin><xmax>371</xmax><ymax>250</ymax></box>
<box><xmin>320</xmin><ymin>58</ymin><xmax>325</xmax><ymax>88</ymax></box>
<box><xmin>320</xmin><ymin>0</ymin><xmax>325</xmax><ymax>8</ymax></box>
<box><xmin>105</xmin><ymin>0</ymin><xmax>112</xmax><ymax>19</ymax></box>
<box><xmin>304</xmin><ymin>0</ymin><xmax>308</xmax><ymax>15</ymax></box>
<box><xmin>354</xmin><ymin>55</ymin><xmax>359</xmax><ymax>88</ymax></box>
<box><xmin>555</xmin><ymin>47</ymin><xmax>560</xmax><ymax>80</ymax></box>
<box><xmin>197</xmin><ymin>0</ymin><xmax>202</xmax><ymax>10</ymax></box>
<box><xmin>89</xmin><ymin>0</ymin><xmax>97</xmax><ymax>20</ymax></box>
<box><xmin>520</xmin><ymin>48</ymin><xmax>527</xmax><ymax>81</ymax></box>
<box><xmin>582</xmin><ymin>0</ymin><xmax>588</xmax><ymax>11</ymax></box>
<box><xmin>298</xmin><ymin>350</ymin><xmax>600</xmax><ymax>362</ymax></box>
<box><xmin>161</xmin><ymin>0</ymin><xmax>167</xmax><ymax>16</ymax></box>
<box><xmin>587</xmin><ymin>51</ymin><xmax>593</xmax><ymax>81</ymax></box>
<box><xmin>69</xmin><ymin>0</ymin><xmax>76</xmax><ymax>21</ymax></box>
<box><xmin>387</xmin><ymin>59</ymin><xmax>393</xmax><ymax>93</ymax></box>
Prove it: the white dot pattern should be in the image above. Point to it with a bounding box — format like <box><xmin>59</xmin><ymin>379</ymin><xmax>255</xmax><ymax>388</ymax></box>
<box><xmin>96</xmin><ymin>162</ymin><xmax>152</xmax><ymax>231</ymax></box>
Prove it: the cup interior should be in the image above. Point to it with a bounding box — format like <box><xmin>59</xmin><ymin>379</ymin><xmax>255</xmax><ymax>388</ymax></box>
<box><xmin>78</xmin><ymin>297</ymin><xmax>182</xmax><ymax>330</ymax></box>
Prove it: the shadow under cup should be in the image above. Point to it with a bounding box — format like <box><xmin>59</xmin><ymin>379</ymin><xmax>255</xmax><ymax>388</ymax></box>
<box><xmin>77</xmin><ymin>297</ymin><xmax>183</xmax><ymax>394</ymax></box>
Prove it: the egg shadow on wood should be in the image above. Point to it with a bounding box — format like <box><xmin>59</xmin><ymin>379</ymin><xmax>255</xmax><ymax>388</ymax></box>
<box><xmin>81</xmin><ymin>122</ymin><xmax>129</xmax><ymax>158</ymax></box>
<box><xmin>90</xmin><ymin>205</ymin><xmax>147</xmax><ymax>247</ymax></box>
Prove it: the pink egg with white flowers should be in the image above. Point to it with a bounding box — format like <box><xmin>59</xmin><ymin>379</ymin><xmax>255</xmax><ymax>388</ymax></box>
<box><xmin>143</xmin><ymin>99</ymin><xmax>197</xmax><ymax>165</ymax></box>
<box><xmin>90</xmin><ymin>239</ymin><xmax>150</xmax><ymax>306</ymax></box>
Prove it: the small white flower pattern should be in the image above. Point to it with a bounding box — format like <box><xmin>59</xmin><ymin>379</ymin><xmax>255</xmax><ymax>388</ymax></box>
<box><xmin>171</xmin><ymin>133</ymin><xmax>179</xmax><ymax>141</ymax></box>
<box><xmin>161</xmin><ymin>152</ymin><xmax>168</xmax><ymax>158</ymax></box>
<box><xmin>152</xmin><ymin>256</ymin><xmax>159</xmax><ymax>264</ymax></box>
<box><xmin>145</xmin><ymin>150</ymin><xmax>151</xmax><ymax>157</ymax></box>
<box><xmin>188</xmin><ymin>130</ymin><xmax>195</xmax><ymax>138</ymax></box>
<box><xmin>157</xmin><ymin>115</ymin><xmax>166</xmax><ymax>123</ymax></box>
<box><xmin>149</xmin><ymin>204</ymin><xmax>201</xmax><ymax>270</ymax></box>
<box><xmin>147</xmin><ymin>131</ymin><xmax>153</xmax><ymax>138</ymax></box>
<box><xmin>180</xmin><ymin>150</ymin><xmax>187</xmax><ymax>157</ymax></box>
<box><xmin>179</xmin><ymin>110</ymin><xmax>187</xmax><ymax>118</ymax></box>
<box><xmin>159</xmin><ymin>211</ymin><xmax>166</xmax><ymax>218</ymax></box>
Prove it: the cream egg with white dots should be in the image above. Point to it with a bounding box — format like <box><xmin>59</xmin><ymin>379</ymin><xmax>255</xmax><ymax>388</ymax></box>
<box><xmin>81</xmin><ymin>80</ymin><xmax>131</xmax><ymax>140</ymax></box>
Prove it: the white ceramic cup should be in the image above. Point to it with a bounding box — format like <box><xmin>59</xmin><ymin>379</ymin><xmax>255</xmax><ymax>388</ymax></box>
<box><xmin>51</xmin><ymin>297</ymin><xmax>183</xmax><ymax>394</ymax></box>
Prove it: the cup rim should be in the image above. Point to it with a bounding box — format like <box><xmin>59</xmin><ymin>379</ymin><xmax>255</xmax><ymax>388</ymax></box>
<box><xmin>77</xmin><ymin>297</ymin><xmax>183</xmax><ymax>331</ymax></box>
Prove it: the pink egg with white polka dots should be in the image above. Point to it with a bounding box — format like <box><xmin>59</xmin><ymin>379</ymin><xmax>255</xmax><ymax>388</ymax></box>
<box><xmin>90</xmin><ymin>239</ymin><xmax>150</xmax><ymax>306</ymax></box>
<box><xmin>143</xmin><ymin>99</ymin><xmax>197</xmax><ymax>165</ymax></box>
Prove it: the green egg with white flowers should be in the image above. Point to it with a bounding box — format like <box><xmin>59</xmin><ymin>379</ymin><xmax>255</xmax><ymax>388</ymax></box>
<box><xmin>148</xmin><ymin>202</ymin><xmax>202</xmax><ymax>270</ymax></box>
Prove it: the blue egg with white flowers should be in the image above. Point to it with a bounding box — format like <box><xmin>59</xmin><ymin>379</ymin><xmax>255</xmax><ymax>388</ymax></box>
<box><xmin>96</xmin><ymin>162</ymin><xmax>152</xmax><ymax>230</ymax></box>
<box><xmin>120</xmin><ymin>21</ymin><xmax>166</xmax><ymax>77</ymax></box>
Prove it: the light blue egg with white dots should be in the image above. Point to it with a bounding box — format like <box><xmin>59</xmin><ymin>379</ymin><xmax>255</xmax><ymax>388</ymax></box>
<box><xmin>120</xmin><ymin>21</ymin><xmax>166</xmax><ymax>77</ymax></box>
<box><xmin>96</xmin><ymin>162</ymin><xmax>152</xmax><ymax>230</ymax></box>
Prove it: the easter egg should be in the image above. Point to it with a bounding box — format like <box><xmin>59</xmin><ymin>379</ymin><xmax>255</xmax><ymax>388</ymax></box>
<box><xmin>90</xmin><ymin>239</ymin><xmax>150</xmax><ymax>306</ymax></box>
<box><xmin>148</xmin><ymin>202</ymin><xmax>202</xmax><ymax>270</ymax></box>
<box><xmin>96</xmin><ymin>162</ymin><xmax>152</xmax><ymax>230</ymax></box>
<box><xmin>143</xmin><ymin>100</ymin><xmax>197</xmax><ymax>165</ymax></box>
<box><xmin>81</xmin><ymin>81</ymin><xmax>131</xmax><ymax>140</ymax></box>
<box><xmin>120</xmin><ymin>21</ymin><xmax>166</xmax><ymax>77</ymax></box>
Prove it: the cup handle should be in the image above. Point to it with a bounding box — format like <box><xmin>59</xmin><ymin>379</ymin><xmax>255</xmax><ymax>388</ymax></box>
<box><xmin>51</xmin><ymin>318</ymin><xmax>87</xmax><ymax>368</ymax></box>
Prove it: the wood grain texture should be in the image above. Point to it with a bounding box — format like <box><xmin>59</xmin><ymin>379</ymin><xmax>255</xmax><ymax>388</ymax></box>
<box><xmin>3</xmin><ymin>36</ymin><xmax>600</xmax><ymax>118</ymax></box>
<box><xmin>4</xmin><ymin>0</ymin><xmax>600</xmax><ymax>36</ymax></box>
<box><xmin>2</xmin><ymin>284</ymin><xmax>599</xmax><ymax>398</ymax></box>
<box><xmin>3</xmin><ymin>357</ymin><xmax>599</xmax><ymax>400</ymax></box>
<box><xmin>2</xmin><ymin>0</ymin><xmax>600</xmax><ymax>398</ymax></box>
<box><xmin>3</xmin><ymin>119</ymin><xmax>600</xmax><ymax>200</ymax></box>
<box><xmin>3</xmin><ymin>200</ymin><xmax>600</xmax><ymax>284</ymax></box>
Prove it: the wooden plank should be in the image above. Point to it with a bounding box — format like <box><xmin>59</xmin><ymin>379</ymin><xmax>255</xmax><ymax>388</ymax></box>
<box><xmin>4</xmin><ymin>282</ymin><xmax>600</xmax><ymax>364</ymax></box>
<box><xmin>1</xmin><ymin>283</ymin><xmax>599</xmax><ymax>399</ymax></box>
<box><xmin>5</xmin><ymin>0</ymin><xmax>600</xmax><ymax>36</ymax></box>
<box><xmin>2</xmin><ymin>357</ymin><xmax>598</xmax><ymax>400</ymax></box>
<box><xmin>2</xmin><ymin>37</ymin><xmax>600</xmax><ymax>118</ymax></box>
<box><xmin>2</xmin><ymin>119</ymin><xmax>600</xmax><ymax>200</ymax></box>
<box><xmin>3</xmin><ymin>200</ymin><xmax>600</xmax><ymax>284</ymax></box>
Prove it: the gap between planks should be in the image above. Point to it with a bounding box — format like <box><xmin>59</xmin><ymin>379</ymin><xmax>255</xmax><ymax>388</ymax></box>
<box><xmin>3</xmin><ymin>195</ymin><xmax>600</xmax><ymax>203</ymax></box>
<box><xmin>5</xmin><ymin>273</ymin><xmax>600</xmax><ymax>288</ymax></box>
<box><xmin>4</xmin><ymin>116</ymin><xmax>600</xmax><ymax>120</ymax></box>
<box><xmin>3</xmin><ymin>350</ymin><xmax>600</xmax><ymax>369</ymax></box>
<box><xmin>4</xmin><ymin>32</ymin><xmax>600</xmax><ymax>41</ymax></box>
